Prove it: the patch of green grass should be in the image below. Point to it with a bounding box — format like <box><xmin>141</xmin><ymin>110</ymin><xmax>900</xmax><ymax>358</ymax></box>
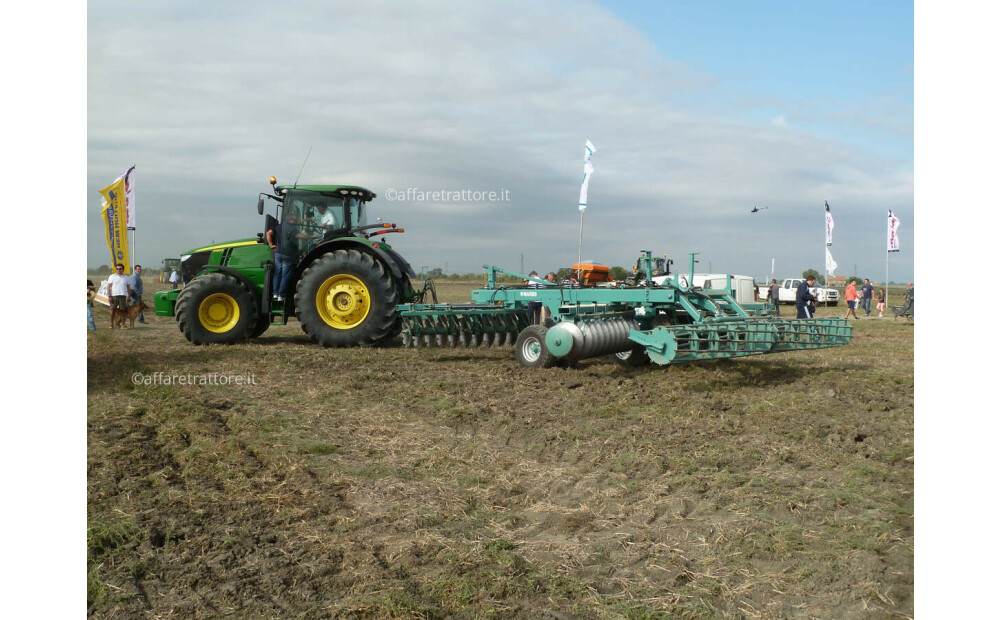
<box><xmin>299</xmin><ymin>442</ymin><xmax>344</xmax><ymax>456</ymax></box>
<box><xmin>87</xmin><ymin>516</ymin><xmax>140</xmax><ymax>559</ymax></box>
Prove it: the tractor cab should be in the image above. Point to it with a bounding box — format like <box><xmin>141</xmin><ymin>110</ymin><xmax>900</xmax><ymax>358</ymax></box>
<box><xmin>264</xmin><ymin>185</ymin><xmax>376</xmax><ymax>260</ymax></box>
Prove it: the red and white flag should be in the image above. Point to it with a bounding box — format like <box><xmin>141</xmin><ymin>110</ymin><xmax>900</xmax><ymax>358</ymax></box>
<box><xmin>825</xmin><ymin>201</ymin><xmax>834</xmax><ymax>246</ymax></box>
<box><xmin>887</xmin><ymin>210</ymin><xmax>900</xmax><ymax>252</ymax></box>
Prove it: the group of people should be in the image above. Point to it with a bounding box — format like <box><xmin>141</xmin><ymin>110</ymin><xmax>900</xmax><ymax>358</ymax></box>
<box><xmin>784</xmin><ymin>276</ymin><xmax>909</xmax><ymax>320</ymax></box>
<box><xmin>89</xmin><ymin>264</ymin><xmax>147</xmax><ymax>330</ymax></box>
<box><xmin>843</xmin><ymin>278</ymin><xmax>881</xmax><ymax>319</ymax></box>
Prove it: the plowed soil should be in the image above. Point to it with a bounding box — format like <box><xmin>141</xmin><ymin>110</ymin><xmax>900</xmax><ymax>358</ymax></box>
<box><xmin>88</xmin><ymin>281</ymin><xmax>913</xmax><ymax>618</ymax></box>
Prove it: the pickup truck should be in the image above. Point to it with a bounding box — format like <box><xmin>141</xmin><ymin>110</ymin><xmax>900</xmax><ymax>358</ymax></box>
<box><xmin>757</xmin><ymin>278</ymin><xmax>840</xmax><ymax>306</ymax></box>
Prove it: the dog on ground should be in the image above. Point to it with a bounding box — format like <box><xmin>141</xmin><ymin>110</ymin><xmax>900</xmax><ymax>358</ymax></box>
<box><xmin>125</xmin><ymin>302</ymin><xmax>149</xmax><ymax>328</ymax></box>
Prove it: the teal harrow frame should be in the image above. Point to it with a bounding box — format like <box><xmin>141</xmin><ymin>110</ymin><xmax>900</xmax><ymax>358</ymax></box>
<box><xmin>396</xmin><ymin>251</ymin><xmax>851</xmax><ymax>368</ymax></box>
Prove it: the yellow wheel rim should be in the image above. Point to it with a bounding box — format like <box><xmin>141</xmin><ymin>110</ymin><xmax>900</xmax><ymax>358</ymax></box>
<box><xmin>198</xmin><ymin>293</ymin><xmax>240</xmax><ymax>333</ymax></box>
<box><xmin>317</xmin><ymin>274</ymin><xmax>371</xmax><ymax>329</ymax></box>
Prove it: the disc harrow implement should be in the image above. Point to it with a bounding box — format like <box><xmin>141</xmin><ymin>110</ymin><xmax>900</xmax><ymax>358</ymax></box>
<box><xmin>396</xmin><ymin>251</ymin><xmax>853</xmax><ymax>368</ymax></box>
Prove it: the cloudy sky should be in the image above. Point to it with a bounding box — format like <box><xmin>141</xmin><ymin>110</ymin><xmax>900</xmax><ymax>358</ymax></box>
<box><xmin>87</xmin><ymin>0</ymin><xmax>913</xmax><ymax>282</ymax></box>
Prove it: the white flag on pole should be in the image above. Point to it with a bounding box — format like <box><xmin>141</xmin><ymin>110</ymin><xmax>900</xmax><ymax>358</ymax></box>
<box><xmin>578</xmin><ymin>139</ymin><xmax>596</xmax><ymax>212</ymax></box>
<box><xmin>887</xmin><ymin>210</ymin><xmax>900</xmax><ymax>252</ymax></box>
<box><xmin>124</xmin><ymin>165</ymin><xmax>136</xmax><ymax>230</ymax></box>
<box><xmin>825</xmin><ymin>201</ymin><xmax>834</xmax><ymax>246</ymax></box>
<box><xmin>826</xmin><ymin>247</ymin><xmax>838</xmax><ymax>274</ymax></box>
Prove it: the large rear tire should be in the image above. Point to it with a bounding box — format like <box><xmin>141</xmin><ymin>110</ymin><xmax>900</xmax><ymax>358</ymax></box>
<box><xmin>176</xmin><ymin>273</ymin><xmax>259</xmax><ymax>345</ymax></box>
<box><xmin>295</xmin><ymin>249</ymin><xmax>399</xmax><ymax>347</ymax></box>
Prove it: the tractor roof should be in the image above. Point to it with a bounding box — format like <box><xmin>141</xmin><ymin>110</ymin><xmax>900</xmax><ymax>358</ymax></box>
<box><xmin>277</xmin><ymin>185</ymin><xmax>377</xmax><ymax>202</ymax></box>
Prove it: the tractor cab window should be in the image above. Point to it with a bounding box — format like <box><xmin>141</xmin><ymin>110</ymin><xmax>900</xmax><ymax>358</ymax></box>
<box><xmin>282</xmin><ymin>191</ymin><xmax>347</xmax><ymax>252</ymax></box>
<box><xmin>348</xmin><ymin>198</ymin><xmax>367</xmax><ymax>228</ymax></box>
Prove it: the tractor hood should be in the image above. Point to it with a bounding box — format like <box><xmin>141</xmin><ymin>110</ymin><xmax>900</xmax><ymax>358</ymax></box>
<box><xmin>181</xmin><ymin>238</ymin><xmax>260</xmax><ymax>256</ymax></box>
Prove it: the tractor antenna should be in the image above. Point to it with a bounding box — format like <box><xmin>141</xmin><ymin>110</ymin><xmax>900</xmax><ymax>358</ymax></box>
<box><xmin>293</xmin><ymin>145</ymin><xmax>313</xmax><ymax>188</ymax></box>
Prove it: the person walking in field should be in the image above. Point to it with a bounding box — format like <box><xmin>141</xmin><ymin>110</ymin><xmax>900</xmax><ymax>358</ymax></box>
<box><xmin>844</xmin><ymin>280</ymin><xmax>859</xmax><ymax>320</ymax></box>
<box><xmin>795</xmin><ymin>276</ymin><xmax>817</xmax><ymax>319</ymax></box>
<box><xmin>876</xmin><ymin>288</ymin><xmax>886</xmax><ymax>317</ymax></box>
<box><xmin>169</xmin><ymin>268</ymin><xmax>180</xmax><ymax>289</ymax></box>
<box><xmin>768</xmin><ymin>278</ymin><xmax>780</xmax><ymax>316</ymax></box>
<box><xmin>107</xmin><ymin>264</ymin><xmax>131</xmax><ymax>328</ymax></box>
<box><xmin>861</xmin><ymin>278</ymin><xmax>874</xmax><ymax>316</ymax></box>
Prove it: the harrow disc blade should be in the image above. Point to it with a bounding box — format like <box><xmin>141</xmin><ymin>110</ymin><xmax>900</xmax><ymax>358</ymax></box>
<box><xmin>472</xmin><ymin>333</ymin><xmax>483</xmax><ymax>347</ymax></box>
<box><xmin>423</xmin><ymin>334</ymin><xmax>432</xmax><ymax>347</ymax></box>
<box><xmin>402</xmin><ymin>331</ymin><xmax>412</xmax><ymax>347</ymax></box>
<box><xmin>435</xmin><ymin>334</ymin><xmax>443</xmax><ymax>347</ymax></box>
<box><xmin>447</xmin><ymin>334</ymin><xmax>457</xmax><ymax>347</ymax></box>
<box><xmin>459</xmin><ymin>331</ymin><xmax>469</xmax><ymax>347</ymax></box>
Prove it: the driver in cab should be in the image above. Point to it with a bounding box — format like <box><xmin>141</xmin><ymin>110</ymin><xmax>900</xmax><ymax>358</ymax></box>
<box><xmin>300</xmin><ymin>202</ymin><xmax>338</xmax><ymax>242</ymax></box>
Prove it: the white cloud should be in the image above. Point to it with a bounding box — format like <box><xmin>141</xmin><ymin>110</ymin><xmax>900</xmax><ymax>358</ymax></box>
<box><xmin>88</xmin><ymin>0</ymin><xmax>912</xmax><ymax>280</ymax></box>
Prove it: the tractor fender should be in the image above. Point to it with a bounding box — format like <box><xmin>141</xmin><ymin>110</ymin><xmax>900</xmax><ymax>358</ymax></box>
<box><xmin>199</xmin><ymin>265</ymin><xmax>260</xmax><ymax>296</ymax></box>
<box><xmin>296</xmin><ymin>237</ymin><xmax>410</xmax><ymax>282</ymax></box>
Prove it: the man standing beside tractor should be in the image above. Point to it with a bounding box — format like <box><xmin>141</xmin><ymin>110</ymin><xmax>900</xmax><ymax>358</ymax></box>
<box><xmin>265</xmin><ymin>214</ymin><xmax>292</xmax><ymax>302</ymax></box>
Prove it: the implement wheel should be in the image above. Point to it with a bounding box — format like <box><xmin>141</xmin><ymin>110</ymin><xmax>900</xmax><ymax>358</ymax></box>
<box><xmin>514</xmin><ymin>325</ymin><xmax>556</xmax><ymax>368</ymax></box>
<box><xmin>613</xmin><ymin>343</ymin><xmax>651</xmax><ymax>367</ymax></box>
<box><xmin>176</xmin><ymin>273</ymin><xmax>258</xmax><ymax>345</ymax></box>
<box><xmin>296</xmin><ymin>249</ymin><xmax>399</xmax><ymax>347</ymax></box>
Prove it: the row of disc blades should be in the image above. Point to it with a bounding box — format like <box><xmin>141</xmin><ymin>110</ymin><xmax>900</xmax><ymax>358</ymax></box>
<box><xmin>400</xmin><ymin>313</ymin><xmax>527</xmax><ymax>348</ymax></box>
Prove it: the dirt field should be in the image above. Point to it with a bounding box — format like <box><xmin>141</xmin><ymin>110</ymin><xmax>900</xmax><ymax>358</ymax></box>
<box><xmin>87</xmin><ymin>280</ymin><xmax>913</xmax><ymax>618</ymax></box>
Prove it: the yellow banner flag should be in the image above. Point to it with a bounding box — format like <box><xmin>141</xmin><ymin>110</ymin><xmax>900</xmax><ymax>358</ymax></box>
<box><xmin>99</xmin><ymin>178</ymin><xmax>130</xmax><ymax>272</ymax></box>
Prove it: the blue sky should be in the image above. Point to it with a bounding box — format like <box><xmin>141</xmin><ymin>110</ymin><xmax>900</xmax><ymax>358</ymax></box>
<box><xmin>85</xmin><ymin>0</ymin><xmax>914</xmax><ymax>282</ymax></box>
<box><xmin>602</xmin><ymin>1</ymin><xmax>913</xmax><ymax>160</ymax></box>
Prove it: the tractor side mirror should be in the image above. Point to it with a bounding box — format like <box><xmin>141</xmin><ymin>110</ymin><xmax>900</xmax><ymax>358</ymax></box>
<box><xmin>257</xmin><ymin>196</ymin><xmax>265</xmax><ymax>215</ymax></box>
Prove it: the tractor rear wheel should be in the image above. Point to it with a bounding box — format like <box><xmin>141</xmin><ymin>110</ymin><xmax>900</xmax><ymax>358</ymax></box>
<box><xmin>295</xmin><ymin>249</ymin><xmax>399</xmax><ymax>347</ymax></box>
<box><xmin>514</xmin><ymin>325</ymin><xmax>556</xmax><ymax>368</ymax></box>
<box><xmin>176</xmin><ymin>273</ymin><xmax>259</xmax><ymax>345</ymax></box>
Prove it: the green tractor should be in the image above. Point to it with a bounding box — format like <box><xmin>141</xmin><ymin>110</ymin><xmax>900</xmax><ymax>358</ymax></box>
<box><xmin>154</xmin><ymin>177</ymin><xmax>425</xmax><ymax>346</ymax></box>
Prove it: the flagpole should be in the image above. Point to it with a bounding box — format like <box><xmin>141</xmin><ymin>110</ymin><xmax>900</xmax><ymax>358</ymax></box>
<box><xmin>577</xmin><ymin>136</ymin><xmax>591</xmax><ymax>285</ymax></box>
<box><xmin>885</xmin><ymin>250</ymin><xmax>890</xmax><ymax>306</ymax></box>
<box><xmin>823</xmin><ymin>202</ymin><xmax>827</xmax><ymax>294</ymax></box>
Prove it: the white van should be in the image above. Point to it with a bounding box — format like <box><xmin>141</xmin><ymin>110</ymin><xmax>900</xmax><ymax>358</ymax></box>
<box><xmin>653</xmin><ymin>273</ymin><xmax>759</xmax><ymax>306</ymax></box>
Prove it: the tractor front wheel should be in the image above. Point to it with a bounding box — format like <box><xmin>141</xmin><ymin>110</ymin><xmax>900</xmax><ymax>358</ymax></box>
<box><xmin>176</xmin><ymin>273</ymin><xmax>259</xmax><ymax>345</ymax></box>
<box><xmin>295</xmin><ymin>250</ymin><xmax>399</xmax><ymax>347</ymax></box>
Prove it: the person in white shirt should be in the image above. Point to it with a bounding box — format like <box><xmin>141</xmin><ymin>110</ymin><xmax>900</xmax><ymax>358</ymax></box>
<box><xmin>106</xmin><ymin>263</ymin><xmax>132</xmax><ymax>328</ymax></box>
<box><xmin>301</xmin><ymin>202</ymin><xmax>339</xmax><ymax>244</ymax></box>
